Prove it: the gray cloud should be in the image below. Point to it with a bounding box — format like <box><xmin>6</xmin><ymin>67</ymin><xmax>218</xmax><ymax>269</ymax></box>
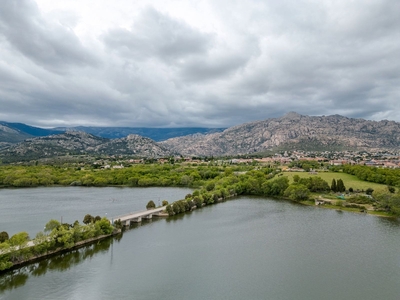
<box><xmin>103</xmin><ymin>7</ymin><xmax>212</xmax><ymax>63</ymax></box>
<box><xmin>0</xmin><ymin>0</ymin><xmax>97</xmax><ymax>72</ymax></box>
<box><xmin>0</xmin><ymin>0</ymin><xmax>399</xmax><ymax>128</ymax></box>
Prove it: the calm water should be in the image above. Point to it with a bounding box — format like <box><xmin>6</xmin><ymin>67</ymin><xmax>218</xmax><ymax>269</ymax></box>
<box><xmin>0</xmin><ymin>187</ymin><xmax>192</xmax><ymax>236</ymax></box>
<box><xmin>1</xmin><ymin>189</ymin><xmax>400</xmax><ymax>300</ymax></box>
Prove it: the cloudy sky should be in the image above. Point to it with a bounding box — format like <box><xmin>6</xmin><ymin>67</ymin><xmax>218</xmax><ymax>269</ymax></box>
<box><xmin>0</xmin><ymin>0</ymin><xmax>399</xmax><ymax>128</ymax></box>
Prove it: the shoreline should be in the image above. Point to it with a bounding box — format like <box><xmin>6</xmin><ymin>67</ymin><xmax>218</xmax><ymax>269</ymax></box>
<box><xmin>0</xmin><ymin>229</ymin><xmax>121</xmax><ymax>275</ymax></box>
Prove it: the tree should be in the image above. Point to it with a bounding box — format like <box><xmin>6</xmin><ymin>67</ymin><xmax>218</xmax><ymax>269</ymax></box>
<box><xmin>162</xmin><ymin>200</ymin><xmax>169</xmax><ymax>206</ymax></box>
<box><xmin>95</xmin><ymin>217</ymin><xmax>114</xmax><ymax>235</ymax></box>
<box><xmin>146</xmin><ymin>200</ymin><xmax>156</xmax><ymax>210</ymax></box>
<box><xmin>337</xmin><ymin>179</ymin><xmax>346</xmax><ymax>193</ymax></box>
<box><xmin>0</xmin><ymin>231</ymin><xmax>9</xmax><ymax>243</ymax></box>
<box><xmin>54</xmin><ymin>226</ymin><xmax>74</xmax><ymax>248</ymax></box>
<box><xmin>83</xmin><ymin>214</ymin><xmax>94</xmax><ymax>224</ymax></box>
<box><xmin>205</xmin><ymin>182</ymin><xmax>215</xmax><ymax>191</ymax></box>
<box><xmin>9</xmin><ymin>232</ymin><xmax>29</xmax><ymax>248</ymax></box>
<box><xmin>331</xmin><ymin>179</ymin><xmax>337</xmax><ymax>192</ymax></box>
<box><xmin>44</xmin><ymin>219</ymin><xmax>61</xmax><ymax>233</ymax></box>
<box><xmin>293</xmin><ymin>175</ymin><xmax>300</xmax><ymax>183</ymax></box>
<box><xmin>166</xmin><ymin>204</ymin><xmax>174</xmax><ymax>216</ymax></box>
<box><xmin>193</xmin><ymin>196</ymin><xmax>203</xmax><ymax>208</ymax></box>
<box><xmin>284</xmin><ymin>184</ymin><xmax>310</xmax><ymax>201</ymax></box>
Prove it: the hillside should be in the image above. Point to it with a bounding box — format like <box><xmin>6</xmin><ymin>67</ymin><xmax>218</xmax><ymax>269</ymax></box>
<box><xmin>0</xmin><ymin>123</ymin><xmax>33</xmax><ymax>144</ymax></box>
<box><xmin>57</xmin><ymin>126</ymin><xmax>225</xmax><ymax>141</ymax></box>
<box><xmin>93</xmin><ymin>134</ymin><xmax>174</xmax><ymax>157</ymax></box>
<box><xmin>0</xmin><ymin>121</ymin><xmax>224</xmax><ymax>144</ymax></box>
<box><xmin>0</xmin><ymin>131</ymin><xmax>173</xmax><ymax>163</ymax></box>
<box><xmin>160</xmin><ymin>112</ymin><xmax>400</xmax><ymax>156</ymax></box>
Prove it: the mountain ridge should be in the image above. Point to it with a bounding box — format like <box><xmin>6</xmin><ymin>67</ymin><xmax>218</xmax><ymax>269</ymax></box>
<box><xmin>0</xmin><ymin>121</ymin><xmax>225</xmax><ymax>143</ymax></box>
<box><xmin>1</xmin><ymin>113</ymin><xmax>400</xmax><ymax>162</ymax></box>
<box><xmin>0</xmin><ymin>131</ymin><xmax>174</xmax><ymax>163</ymax></box>
<box><xmin>160</xmin><ymin>113</ymin><xmax>400</xmax><ymax>156</ymax></box>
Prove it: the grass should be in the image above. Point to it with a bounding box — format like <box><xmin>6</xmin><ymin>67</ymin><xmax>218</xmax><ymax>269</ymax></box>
<box><xmin>283</xmin><ymin>171</ymin><xmax>388</xmax><ymax>192</ymax></box>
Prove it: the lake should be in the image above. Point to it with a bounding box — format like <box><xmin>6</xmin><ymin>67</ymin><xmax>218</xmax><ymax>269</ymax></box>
<box><xmin>1</xmin><ymin>188</ymin><xmax>400</xmax><ymax>300</ymax></box>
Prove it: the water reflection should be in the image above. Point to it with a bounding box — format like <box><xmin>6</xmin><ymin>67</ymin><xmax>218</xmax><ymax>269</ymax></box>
<box><xmin>376</xmin><ymin>215</ymin><xmax>400</xmax><ymax>228</ymax></box>
<box><xmin>0</xmin><ymin>235</ymin><xmax>121</xmax><ymax>294</ymax></box>
<box><xmin>0</xmin><ymin>271</ymin><xmax>29</xmax><ymax>293</ymax></box>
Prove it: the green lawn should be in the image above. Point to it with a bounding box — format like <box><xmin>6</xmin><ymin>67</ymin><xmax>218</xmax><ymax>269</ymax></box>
<box><xmin>283</xmin><ymin>171</ymin><xmax>388</xmax><ymax>192</ymax></box>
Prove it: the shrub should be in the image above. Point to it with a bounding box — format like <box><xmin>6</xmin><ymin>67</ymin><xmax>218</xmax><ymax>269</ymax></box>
<box><xmin>348</xmin><ymin>195</ymin><xmax>373</xmax><ymax>204</ymax></box>
<box><xmin>366</xmin><ymin>188</ymin><xmax>374</xmax><ymax>195</ymax></box>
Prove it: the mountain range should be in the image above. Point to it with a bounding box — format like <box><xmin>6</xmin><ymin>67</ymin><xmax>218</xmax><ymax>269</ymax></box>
<box><xmin>1</xmin><ymin>112</ymin><xmax>400</xmax><ymax>162</ymax></box>
<box><xmin>160</xmin><ymin>112</ymin><xmax>400</xmax><ymax>156</ymax></box>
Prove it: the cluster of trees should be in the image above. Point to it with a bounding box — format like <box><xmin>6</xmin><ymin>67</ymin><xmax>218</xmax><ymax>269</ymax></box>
<box><xmin>289</xmin><ymin>160</ymin><xmax>323</xmax><ymax>172</ymax></box>
<box><xmin>0</xmin><ymin>164</ymin><xmax>255</xmax><ymax>188</ymax></box>
<box><xmin>145</xmin><ymin>200</ymin><xmax>169</xmax><ymax>210</ymax></box>
<box><xmin>166</xmin><ymin>187</ymin><xmax>236</xmax><ymax>216</ymax></box>
<box><xmin>164</xmin><ymin>171</ymin><xmax>339</xmax><ymax>216</ymax></box>
<box><xmin>293</xmin><ymin>175</ymin><xmax>330</xmax><ymax>192</ymax></box>
<box><xmin>373</xmin><ymin>190</ymin><xmax>400</xmax><ymax>215</ymax></box>
<box><xmin>340</xmin><ymin>165</ymin><xmax>400</xmax><ymax>187</ymax></box>
<box><xmin>0</xmin><ymin>216</ymin><xmax>115</xmax><ymax>271</ymax></box>
<box><xmin>331</xmin><ymin>179</ymin><xmax>346</xmax><ymax>193</ymax></box>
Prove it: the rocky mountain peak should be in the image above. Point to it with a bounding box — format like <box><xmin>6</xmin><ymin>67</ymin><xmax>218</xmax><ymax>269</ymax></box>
<box><xmin>161</xmin><ymin>113</ymin><xmax>400</xmax><ymax>156</ymax></box>
<box><xmin>281</xmin><ymin>111</ymin><xmax>302</xmax><ymax>120</ymax></box>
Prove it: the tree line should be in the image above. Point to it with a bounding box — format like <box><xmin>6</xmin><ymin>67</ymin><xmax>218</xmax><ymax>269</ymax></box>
<box><xmin>338</xmin><ymin>165</ymin><xmax>400</xmax><ymax>187</ymax></box>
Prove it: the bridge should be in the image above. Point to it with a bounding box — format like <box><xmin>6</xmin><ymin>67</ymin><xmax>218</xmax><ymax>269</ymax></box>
<box><xmin>112</xmin><ymin>206</ymin><xmax>167</xmax><ymax>226</ymax></box>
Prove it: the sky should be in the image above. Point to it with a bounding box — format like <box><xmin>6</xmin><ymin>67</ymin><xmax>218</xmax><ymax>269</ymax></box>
<box><xmin>0</xmin><ymin>0</ymin><xmax>399</xmax><ymax>128</ymax></box>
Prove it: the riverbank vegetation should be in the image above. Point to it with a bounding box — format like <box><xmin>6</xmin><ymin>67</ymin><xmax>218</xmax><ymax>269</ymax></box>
<box><xmin>0</xmin><ymin>216</ymin><xmax>116</xmax><ymax>272</ymax></box>
<box><xmin>1</xmin><ymin>163</ymin><xmax>399</xmax><ymax>216</ymax></box>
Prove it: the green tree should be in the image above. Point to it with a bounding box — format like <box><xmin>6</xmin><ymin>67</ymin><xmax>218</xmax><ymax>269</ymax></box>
<box><xmin>162</xmin><ymin>200</ymin><xmax>169</xmax><ymax>206</ymax></box>
<box><xmin>284</xmin><ymin>184</ymin><xmax>310</xmax><ymax>201</ymax></box>
<box><xmin>166</xmin><ymin>204</ymin><xmax>174</xmax><ymax>216</ymax></box>
<box><xmin>193</xmin><ymin>196</ymin><xmax>203</xmax><ymax>208</ymax></box>
<box><xmin>337</xmin><ymin>179</ymin><xmax>346</xmax><ymax>193</ymax></box>
<box><xmin>9</xmin><ymin>232</ymin><xmax>29</xmax><ymax>247</ymax></box>
<box><xmin>53</xmin><ymin>226</ymin><xmax>74</xmax><ymax>248</ymax></box>
<box><xmin>83</xmin><ymin>214</ymin><xmax>94</xmax><ymax>224</ymax></box>
<box><xmin>331</xmin><ymin>179</ymin><xmax>337</xmax><ymax>192</ymax></box>
<box><xmin>95</xmin><ymin>217</ymin><xmax>114</xmax><ymax>235</ymax></box>
<box><xmin>44</xmin><ymin>219</ymin><xmax>61</xmax><ymax>233</ymax></box>
<box><xmin>293</xmin><ymin>175</ymin><xmax>300</xmax><ymax>183</ymax></box>
<box><xmin>0</xmin><ymin>231</ymin><xmax>9</xmax><ymax>243</ymax></box>
<box><xmin>146</xmin><ymin>200</ymin><xmax>156</xmax><ymax>210</ymax></box>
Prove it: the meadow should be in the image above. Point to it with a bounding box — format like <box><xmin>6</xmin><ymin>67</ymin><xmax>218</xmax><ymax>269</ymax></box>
<box><xmin>283</xmin><ymin>171</ymin><xmax>388</xmax><ymax>192</ymax></box>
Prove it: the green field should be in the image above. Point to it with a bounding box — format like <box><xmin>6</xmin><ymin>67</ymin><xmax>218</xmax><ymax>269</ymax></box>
<box><xmin>283</xmin><ymin>171</ymin><xmax>388</xmax><ymax>192</ymax></box>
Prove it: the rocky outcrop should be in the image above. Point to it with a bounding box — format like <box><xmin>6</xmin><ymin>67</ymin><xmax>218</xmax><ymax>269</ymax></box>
<box><xmin>93</xmin><ymin>134</ymin><xmax>174</xmax><ymax>157</ymax></box>
<box><xmin>0</xmin><ymin>131</ymin><xmax>108</xmax><ymax>161</ymax></box>
<box><xmin>160</xmin><ymin>112</ymin><xmax>400</xmax><ymax>156</ymax></box>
